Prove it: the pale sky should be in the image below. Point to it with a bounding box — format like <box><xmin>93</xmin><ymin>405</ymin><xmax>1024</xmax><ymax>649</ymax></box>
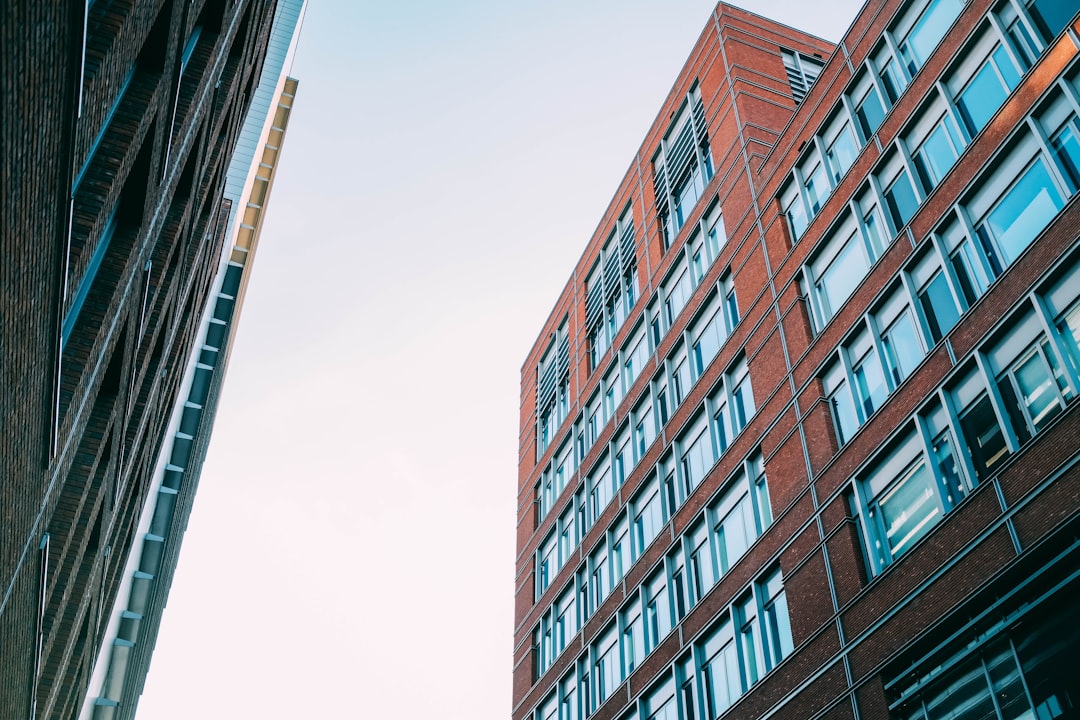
<box><xmin>137</xmin><ymin>2</ymin><xmax>862</xmax><ymax>717</ymax></box>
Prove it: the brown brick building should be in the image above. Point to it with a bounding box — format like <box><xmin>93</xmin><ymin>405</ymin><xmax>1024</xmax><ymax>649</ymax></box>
<box><xmin>0</xmin><ymin>1</ymin><xmax>302</xmax><ymax>718</ymax></box>
<box><xmin>516</xmin><ymin>1</ymin><xmax>1080</xmax><ymax>719</ymax></box>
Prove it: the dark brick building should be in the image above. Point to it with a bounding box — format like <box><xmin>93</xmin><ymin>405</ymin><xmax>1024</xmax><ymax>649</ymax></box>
<box><xmin>0</xmin><ymin>1</ymin><xmax>302</xmax><ymax>718</ymax></box>
<box><xmin>516</xmin><ymin>2</ymin><xmax>1080</xmax><ymax>719</ymax></box>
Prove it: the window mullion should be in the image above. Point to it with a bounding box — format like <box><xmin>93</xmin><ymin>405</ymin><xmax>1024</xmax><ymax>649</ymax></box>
<box><xmin>1028</xmin><ymin>114</ymin><xmax>1076</xmax><ymax>199</ymax></box>
<box><xmin>955</xmin><ymin>204</ymin><xmax>999</xmax><ymax>292</ymax></box>
<box><xmin>883</xmin><ymin>32</ymin><xmax>910</xmax><ymax>87</ymax></box>
<box><xmin>894</xmin><ymin>137</ymin><xmax>926</xmax><ymax>203</ymax></box>
<box><xmin>974</xmin><ymin>352</ymin><xmax>1023</xmax><ymax>453</ymax></box>
<box><xmin>987</xmin><ymin>12</ymin><xmax>1026</xmax><ymax>75</ymax></box>
<box><xmin>866</xmin><ymin>314</ymin><xmax>895</xmax><ymax>393</ymax></box>
<box><xmin>1032</xmin><ymin>292</ymin><xmax>1080</xmax><ymax>396</ymax></box>
<box><xmin>839</xmin><ymin>345</ymin><xmax>863</xmax><ymax>423</ymax></box>
<box><xmin>914</xmin><ymin>412</ymin><xmax>954</xmax><ymax>510</ymax></box>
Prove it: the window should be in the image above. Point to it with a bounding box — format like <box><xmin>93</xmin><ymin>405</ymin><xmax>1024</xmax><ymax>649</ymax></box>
<box><xmin>872</xmin><ymin>0</ymin><xmax>964</xmax><ymax>106</ymax></box>
<box><xmin>645</xmin><ymin>568</ymin><xmax>672</xmax><ymax>652</ymax></box>
<box><xmin>887</xmin><ymin>596</ymin><xmax>1080</xmax><ymax>720</ymax></box>
<box><xmin>759</xmin><ymin>567</ymin><xmax>794</xmax><ymax>664</ymax></box>
<box><xmin>559</xmin><ymin>500</ymin><xmax>579</xmax><ymax>568</ymax></box>
<box><xmin>685</xmin><ymin>520</ymin><xmax>715</xmax><ymax>604</ymax></box>
<box><xmin>924</xmin><ymin>98</ymin><xmax>1080</xmax><ymax>311</ymax></box>
<box><xmin>536</xmin><ymin>617</ymin><xmax>554</xmax><ymax>678</ymax></box>
<box><xmin>849</xmin><ymin>69</ymin><xmax>888</xmax><ymax>141</ymax></box>
<box><xmin>556</xmin><ymin>588</ymin><xmax>578</xmax><ymax>657</ymax></box>
<box><xmin>873</xmin><ymin>38</ymin><xmax>908</xmax><ymax>105</ymax></box>
<box><xmin>679</xmin><ymin>417</ymin><xmax>714</xmax><ymax>491</ymax></box>
<box><xmin>953</xmin><ymin>367</ymin><xmax>1011</xmax><ymax>482</ymax></box>
<box><xmin>823</xmin><ymin>112</ymin><xmax>860</xmax><ymax>183</ymax></box>
<box><xmin>803</xmin><ymin>153</ymin><xmax>831</xmax><ymax>216</ymax></box>
<box><xmin>986</xmin><ymin>307</ymin><xmax>1076</xmax><ymax>443</ymax></box>
<box><xmin>709</xmin><ymin>358</ymin><xmax>754</xmax><ymax>455</ymax></box>
<box><xmin>825</xmin><ymin>361</ymin><xmax>861</xmax><ymax>445</ymax></box>
<box><xmin>610</xmin><ymin>515</ymin><xmax>631</xmax><ymax>583</ymax></box>
<box><xmin>662</xmin><ymin>264</ymin><xmax>693</xmax><ymax>328</ymax></box>
<box><xmin>591</xmin><ymin>539</ymin><xmax>612</xmax><ymax>610</ymax></box>
<box><xmin>668</xmin><ymin>547</ymin><xmax>689</xmax><ymax>622</ymax></box>
<box><xmin>633</xmin><ymin>397</ymin><xmax>657</xmax><ymax>461</ymax></box>
<box><xmin>858</xmin><ymin>428</ymin><xmax>958</xmax><ymax>570</ymax></box>
<box><xmin>896</xmin><ymin>0</ymin><xmax>965</xmax><ymax>76</ymax></box>
<box><xmin>781</xmin><ymin>182</ymin><xmax>809</xmax><ymax>240</ymax></box>
<box><xmin>689</xmin><ymin>283</ymin><xmax>735</xmax><ymax>378</ymax></box>
<box><xmin>973</xmin><ymin>157</ymin><xmax>1065</xmax><ymax>268</ymax></box>
<box><xmin>632</xmin><ymin>475</ymin><xmax>665</xmax><ymax>557</ymax></box>
<box><xmin>533</xmin><ymin>325</ymin><xmax>570</xmax><ymax>459</ymax></box>
<box><xmin>947</xmin><ymin>29</ymin><xmax>1025</xmax><ymax>136</ymax></box>
<box><xmin>604</xmin><ymin>367</ymin><xmax>624</xmax><ymax>423</ymax></box>
<box><xmin>878</xmin><ymin>151</ymin><xmax>921</xmax><ymax>233</ymax></box>
<box><xmin>589</xmin><ymin>456</ymin><xmax>615</xmax><ymax>522</ymax></box>
<box><xmin>593</xmin><ymin>626</ymin><xmax>620</xmax><ymax>706</ymax></box>
<box><xmin>586</xmin><ymin>209</ymin><xmax>639</xmax><ymax>370</ymax></box>
<box><xmin>782</xmin><ymin>49</ymin><xmax>824</xmax><ymax>104</ymax></box>
<box><xmin>622</xmin><ymin>598</ymin><xmax>645</xmax><ymax>676</ymax></box>
<box><xmin>643</xmin><ymin>675</ymin><xmax>678</xmax><ymax>720</ymax></box>
<box><xmin>654</xmin><ymin>85</ymin><xmax>714</xmax><ymax>248</ymax></box>
<box><xmin>851</xmin><ymin>329</ymin><xmax>889</xmax><ymax>418</ymax></box>
<box><xmin>910</xmin><ymin>249</ymin><xmax>963</xmax><ymax>343</ymax></box>
<box><xmin>1040</xmin><ymin>90</ymin><xmax>1080</xmax><ymax>192</ymax></box>
<box><xmin>669</xmin><ymin>344</ymin><xmax>692</xmax><ymax>407</ymax></box>
<box><xmin>613</xmin><ymin>427</ymin><xmax>633</xmax><ymax>487</ymax></box>
<box><xmin>698</xmin><ymin>619</ymin><xmax>738</xmax><ymax>718</ymax></box>
<box><xmin>905</xmin><ymin>95</ymin><xmax>966</xmax><ymax>191</ymax></box>
<box><xmin>710</xmin><ymin>456</ymin><xmax>771</xmax><ymax>574</ymax></box>
<box><xmin>538</xmin><ymin>532</ymin><xmax>557</xmax><ymax>598</ymax></box>
<box><xmin>809</xmin><ymin>216</ymin><xmax>871</xmax><ymax>325</ymax></box>
<box><xmin>876</xmin><ymin>290</ymin><xmax>926</xmax><ymax>386</ymax></box>
<box><xmin>823</xmin><ymin>287</ymin><xmax>929</xmax><ymax>446</ymax></box>
<box><xmin>734</xmin><ymin>567</ymin><xmax>794</xmax><ymax>685</ymax></box>
<box><xmin>623</xmin><ymin>324</ymin><xmax>650</xmax><ymax>391</ymax></box>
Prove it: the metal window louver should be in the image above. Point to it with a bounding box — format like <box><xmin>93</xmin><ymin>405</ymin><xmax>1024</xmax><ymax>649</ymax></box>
<box><xmin>666</xmin><ymin>117</ymin><xmax>697</xmax><ymax>186</ymax></box>
<box><xmin>538</xmin><ymin>355</ymin><xmax>557</xmax><ymax>414</ymax></box>
<box><xmin>585</xmin><ymin>280</ymin><xmax>604</xmax><ymax>332</ymax></box>
<box><xmin>603</xmin><ymin>249</ymin><xmax>621</xmax><ymax>302</ymax></box>
<box><xmin>619</xmin><ymin>219</ymin><xmax>635</xmax><ymax>271</ymax></box>
<box><xmin>783</xmin><ymin>50</ymin><xmax>823</xmax><ymax>105</ymax></box>
<box><xmin>653</xmin><ymin>161</ymin><xmax>670</xmax><ymax>217</ymax></box>
<box><xmin>691</xmin><ymin>93</ymin><xmax>707</xmax><ymax>147</ymax></box>
<box><xmin>556</xmin><ymin>331</ymin><xmax>570</xmax><ymax>382</ymax></box>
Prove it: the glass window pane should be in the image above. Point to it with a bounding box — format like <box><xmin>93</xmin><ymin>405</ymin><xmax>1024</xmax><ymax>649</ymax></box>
<box><xmin>958</xmin><ymin>394</ymin><xmax>1010</xmax><ymax>481</ymax></box>
<box><xmin>931</xmin><ymin>430</ymin><xmax>966</xmax><ymax>503</ymax></box>
<box><xmin>922</xmin><ymin>657</ymin><xmax>996</xmax><ymax>719</ymax></box>
<box><xmin>1029</xmin><ymin>0</ymin><xmax>1075</xmax><ymax>42</ymax></box>
<box><xmin>856</xmin><ymin>85</ymin><xmax>887</xmax><ymax>139</ymax></box>
<box><xmin>854</xmin><ymin>347</ymin><xmax>889</xmax><ymax>417</ymax></box>
<box><xmin>827</xmin><ymin>124</ymin><xmax>859</xmax><ymax>182</ymax></box>
<box><xmin>957</xmin><ymin>48</ymin><xmax>1020</xmax><ymax>134</ymax></box>
<box><xmin>788</xmin><ymin>194</ymin><xmax>809</xmax><ymax>238</ymax></box>
<box><xmin>883</xmin><ymin>311</ymin><xmax>924</xmax><ymax>384</ymax></box>
<box><xmin>1058</xmin><ymin>304</ymin><xmax>1080</xmax><ymax>376</ymax></box>
<box><xmin>981</xmin><ymin>159</ymin><xmax>1064</xmax><ymax>266</ymax></box>
<box><xmin>1050</xmin><ymin>122</ymin><xmax>1080</xmax><ymax>192</ymax></box>
<box><xmin>805</xmin><ymin>162</ymin><xmax>830</xmax><ymax>215</ymax></box>
<box><xmin>830</xmin><ymin>381</ymin><xmax>861</xmax><ymax>444</ymax></box>
<box><xmin>878</xmin><ymin>460</ymin><xmax>942</xmax><ymax>557</ymax></box>
<box><xmin>919</xmin><ymin>271</ymin><xmax>962</xmax><ymax>342</ymax></box>
<box><xmin>914</xmin><ymin>113</ymin><xmax>964</xmax><ymax>189</ymax></box>
<box><xmin>900</xmin><ymin>0</ymin><xmax>965</xmax><ymax>74</ymax></box>
<box><xmin>885</xmin><ymin>169</ymin><xmax>919</xmax><ymax>230</ymax></box>
<box><xmin>1013</xmin><ymin>348</ymin><xmax>1063</xmax><ymax>432</ymax></box>
<box><xmin>818</xmin><ymin>236</ymin><xmax>870</xmax><ymax>319</ymax></box>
